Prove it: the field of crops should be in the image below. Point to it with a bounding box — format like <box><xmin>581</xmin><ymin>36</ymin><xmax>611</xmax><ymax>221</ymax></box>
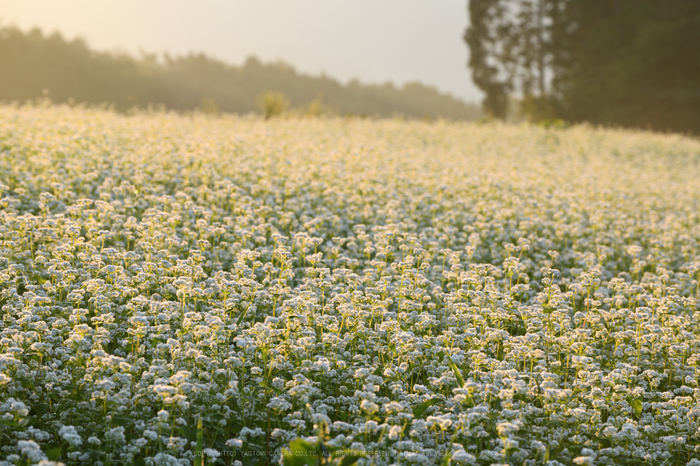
<box><xmin>1</xmin><ymin>104</ymin><xmax>700</xmax><ymax>466</ymax></box>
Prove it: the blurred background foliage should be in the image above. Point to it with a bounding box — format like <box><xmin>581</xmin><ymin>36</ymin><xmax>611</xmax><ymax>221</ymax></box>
<box><xmin>0</xmin><ymin>25</ymin><xmax>482</xmax><ymax>121</ymax></box>
<box><xmin>466</xmin><ymin>0</ymin><xmax>700</xmax><ymax>134</ymax></box>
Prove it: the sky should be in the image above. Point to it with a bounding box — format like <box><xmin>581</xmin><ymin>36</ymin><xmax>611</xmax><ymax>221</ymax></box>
<box><xmin>0</xmin><ymin>0</ymin><xmax>483</xmax><ymax>103</ymax></box>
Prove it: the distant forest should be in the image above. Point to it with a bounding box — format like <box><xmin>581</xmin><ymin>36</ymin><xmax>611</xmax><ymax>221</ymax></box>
<box><xmin>0</xmin><ymin>26</ymin><xmax>482</xmax><ymax>120</ymax></box>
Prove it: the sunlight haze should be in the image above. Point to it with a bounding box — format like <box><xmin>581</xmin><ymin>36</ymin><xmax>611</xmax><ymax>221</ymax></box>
<box><xmin>0</xmin><ymin>0</ymin><xmax>482</xmax><ymax>102</ymax></box>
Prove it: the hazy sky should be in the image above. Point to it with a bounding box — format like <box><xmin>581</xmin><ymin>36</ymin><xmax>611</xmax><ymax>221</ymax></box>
<box><xmin>0</xmin><ymin>0</ymin><xmax>482</xmax><ymax>103</ymax></box>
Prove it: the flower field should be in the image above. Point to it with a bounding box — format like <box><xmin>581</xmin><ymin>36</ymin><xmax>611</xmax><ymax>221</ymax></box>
<box><xmin>2</xmin><ymin>104</ymin><xmax>700</xmax><ymax>466</ymax></box>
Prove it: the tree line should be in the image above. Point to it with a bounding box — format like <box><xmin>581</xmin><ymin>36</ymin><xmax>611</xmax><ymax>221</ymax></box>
<box><xmin>466</xmin><ymin>0</ymin><xmax>700</xmax><ymax>134</ymax></box>
<box><xmin>0</xmin><ymin>26</ymin><xmax>482</xmax><ymax>120</ymax></box>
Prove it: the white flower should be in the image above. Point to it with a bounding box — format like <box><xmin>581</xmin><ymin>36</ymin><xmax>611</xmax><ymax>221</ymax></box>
<box><xmin>360</xmin><ymin>400</ymin><xmax>379</xmax><ymax>415</ymax></box>
<box><xmin>496</xmin><ymin>421</ymin><xmax>519</xmax><ymax>437</ymax></box>
<box><xmin>59</xmin><ymin>425</ymin><xmax>83</xmax><ymax>447</ymax></box>
<box><xmin>106</xmin><ymin>426</ymin><xmax>126</xmax><ymax>443</ymax></box>
<box><xmin>203</xmin><ymin>448</ymin><xmax>220</xmax><ymax>457</ymax></box>
<box><xmin>451</xmin><ymin>446</ymin><xmax>476</xmax><ymax>464</ymax></box>
<box><xmin>18</xmin><ymin>440</ymin><xmax>47</xmax><ymax>462</ymax></box>
<box><xmin>225</xmin><ymin>438</ymin><xmax>243</xmax><ymax>448</ymax></box>
<box><xmin>387</xmin><ymin>425</ymin><xmax>403</xmax><ymax>440</ymax></box>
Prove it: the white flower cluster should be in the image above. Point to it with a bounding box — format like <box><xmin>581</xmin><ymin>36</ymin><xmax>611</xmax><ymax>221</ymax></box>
<box><xmin>1</xmin><ymin>104</ymin><xmax>700</xmax><ymax>465</ymax></box>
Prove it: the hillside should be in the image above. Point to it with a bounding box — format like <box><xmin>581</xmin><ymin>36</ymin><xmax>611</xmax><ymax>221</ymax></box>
<box><xmin>0</xmin><ymin>26</ymin><xmax>481</xmax><ymax>120</ymax></box>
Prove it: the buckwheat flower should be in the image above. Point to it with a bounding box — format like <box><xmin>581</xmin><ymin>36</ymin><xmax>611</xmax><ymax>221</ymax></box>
<box><xmin>27</xmin><ymin>428</ymin><xmax>51</xmax><ymax>442</ymax></box>
<box><xmin>496</xmin><ymin>421</ymin><xmax>519</xmax><ymax>437</ymax></box>
<box><xmin>312</xmin><ymin>357</ymin><xmax>330</xmax><ymax>372</ymax></box>
<box><xmin>427</xmin><ymin>414</ymin><xmax>453</xmax><ymax>430</ymax></box>
<box><xmin>360</xmin><ymin>400</ymin><xmax>379</xmax><ymax>415</ymax></box>
<box><xmin>106</xmin><ymin>426</ymin><xmax>126</xmax><ymax>443</ymax></box>
<box><xmin>383</xmin><ymin>401</ymin><xmax>405</xmax><ymax>413</ymax></box>
<box><xmin>157</xmin><ymin>410</ymin><xmax>169</xmax><ymax>422</ymax></box>
<box><xmin>59</xmin><ymin>425</ymin><xmax>83</xmax><ymax>447</ymax></box>
<box><xmin>169</xmin><ymin>371</ymin><xmax>191</xmax><ymax>384</ymax></box>
<box><xmin>145</xmin><ymin>452</ymin><xmax>181</xmax><ymax>466</ymax></box>
<box><xmin>18</xmin><ymin>440</ymin><xmax>47</xmax><ymax>462</ymax></box>
<box><xmin>451</xmin><ymin>447</ymin><xmax>476</xmax><ymax>464</ymax></box>
<box><xmin>88</xmin><ymin>436</ymin><xmax>101</xmax><ymax>446</ymax></box>
<box><xmin>153</xmin><ymin>384</ymin><xmax>177</xmax><ymax>396</ymax></box>
<box><xmin>9</xmin><ymin>399</ymin><xmax>29</xmax><ymax>417</ymax></box>
<box><xmin>385</xmin><ymin>425</ymin><xmax>402</xmax><ymax>441</ymax></box>
<box><xmin>619</xmin><ymin>422</ymin><xmax>641</xmax><ymax>440</ymax></box>
<box><xmin>225</xmin><ymin>438</ymin><xmax>243</xmax><ymax>448</ymax></box>
<box><xmin>267</xmin><ymin>396</ymin><xmax>292</xmax><ymax>413</ymax></box>
<box><xmin>503</xmin><ymin>437</ymin><xmax>519</xmax><ymax>450</ymax></box>
<box><xmin>239</xmin><ymin>427</ymin><xmax>265</xmax><ymax>440</ymax></box>
<box><xmin>412</xmin><ymin>384</ymin><xmax>429</xmax><ymax>394</ymax></box>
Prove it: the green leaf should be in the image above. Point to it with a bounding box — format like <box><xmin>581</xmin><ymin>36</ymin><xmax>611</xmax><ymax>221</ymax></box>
<box><xmin>627</xmin><ymin>397</ymin><xmax>643</xmax><ymax>419</ymax></box>
<box><xmin>288</xmin><ymin>439</ymin><xmax>314</xmax><ymax>452</ymax></box>
<box><xmin>194</xmin><ymin>417</ymin><xmax>204</xmax><ymax>466</ymax></box>
<box><xmin>179</xmin><ymin>426</ymin><xmax>198</xmax><ymax>443</ymax></box>
<box><xmin>84</xmin><ymin>449</ymin><xmax>103</xmax><ymax>460</ymax></box>
<box><xmin>441</xmin><ymin>450</ymin><xmax>452</xmax><ymax>466</ymax></box>
<box><xmin>282</xmin><ymin>439</ymin><xmax>317</xmax><ymax>466</ymax></box>
<box><xmin>412</xmin><ymin>398</ymin><xmax>442</xmax><ymax>419</ymax></box>
<box><xmin>111</xmin><ymin>415</ymin><xmax>133</xmax><ymax>426</ymax></box>
<box><xmin>15</xmin><ymin>376</ymin><xmax>34</xmax><ymax>389</ymax></box>
<box><xmin>235</xmin><ymin>304</ymin><xmax>251</xmax><ymax>326</ymax></box>
<box><xmin>47</xmin><ymin>446</ymin><xmax>62</xmax><ymax>461</ymax></box>
<box><xmin>401</xmin><ymin>419</ymin><xmax>411</xmax><ymax>438</ymax></box>
<box><xmin>447</xmin><ymin>358</ymin><xmax>465</xmax><ymax>387</ymax></box>
<box><xmin>150</xmin><ymin>338</ymin><xmax>164</xmax><ymax>347</ymax></box>
<box><xmin>247</xmin><ymin>442</ymin><xmax>267</xmax><ymax>452</ymax></box>
<box><xmin>30</xmin><ymin>403</ymin><xmax>49</xmax><ymax>416</ymax></box>
<box><xmin>281</xmin><ymin>452</ymin><xmax>314</xmax><ymax>466</ymax></box>
<box><xmin>339</xmin><ymin>454</ymin><xmax>361</xmax><ymax>466</ymax></box>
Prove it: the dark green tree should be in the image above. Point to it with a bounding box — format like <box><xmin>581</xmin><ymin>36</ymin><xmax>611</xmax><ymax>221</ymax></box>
<box><xmin>465</xmin><ymin>0</ymin><xmax>560</xmax><ymax>120</ymax></box>
<box><xmin>464</xmin><ymin>0</ymin><xmax>512</xmax><ymax>119</ymax></box>
<box><xmin>466</xmin><ymin>0</ymin><xmax>700</xmax><ymax>133</ymax></box>
<box><xmin>552</xmin><ymin>0</ymin><xmax>700</xmax><ymax>133</ymax></box>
